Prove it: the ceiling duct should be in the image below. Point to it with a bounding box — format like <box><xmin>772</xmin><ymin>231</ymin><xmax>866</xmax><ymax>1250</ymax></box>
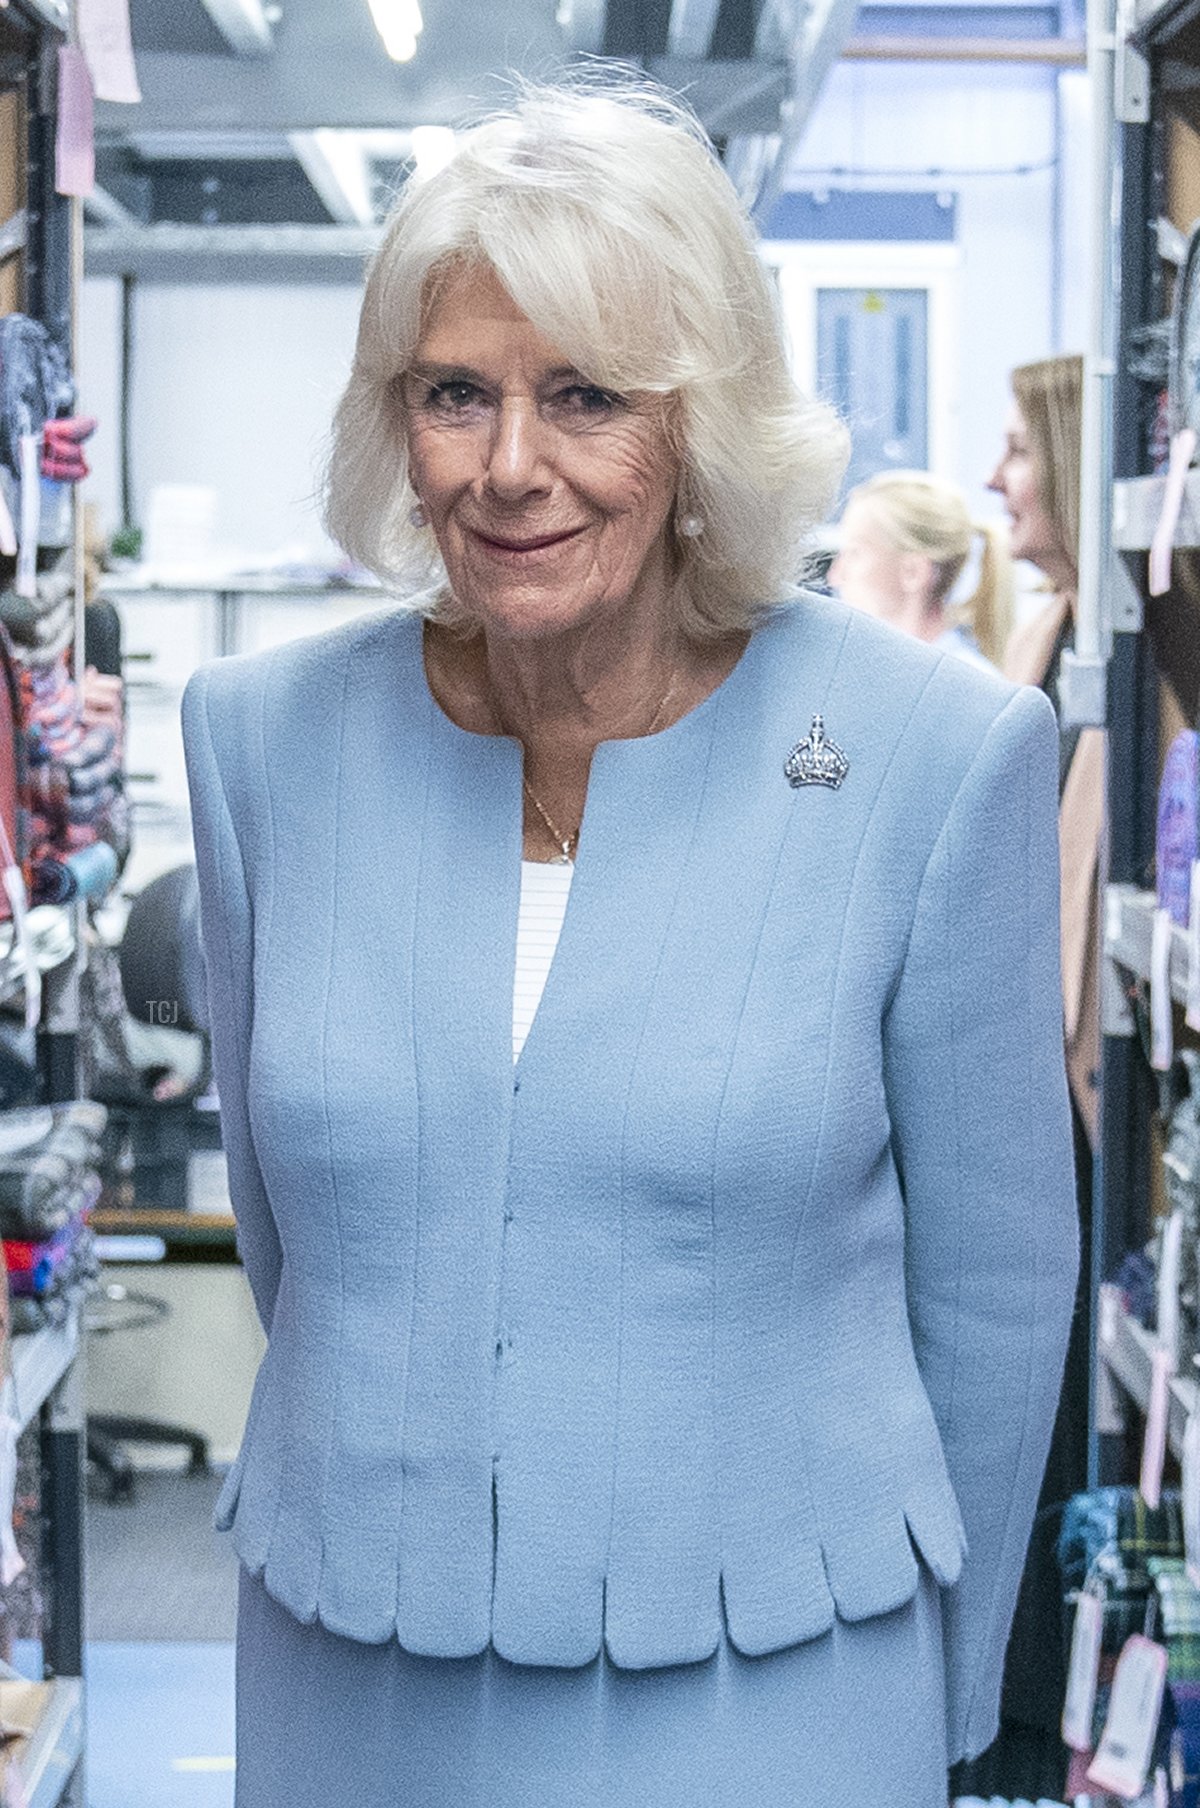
<box><xmin>667</xmin><ymin>0</ymin><xmax>723</xmax><ymax>56</ymax></box>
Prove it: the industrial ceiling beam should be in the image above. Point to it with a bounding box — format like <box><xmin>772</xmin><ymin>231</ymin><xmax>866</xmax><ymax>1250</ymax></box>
<box><xmin>842</xmin><ymin>31</ymin><xmax>1086</xmax><ymax>59</ymax></box>
<box><xmin>197</xmin><ymin>0</ymin><xmax>275</xmax><ymax>56</ymax></box>
<box><xmin>82</xmin><ymin>186</ymin><xmax>140</xmax><ymax>229</ymax></box>
<box><xmin>556</xmin><ymin>0</ymin><xmax>606</xmax><ymax>53</ymax></box>
<box><xmin>84</xmin><ymin>221</ymin><xmax>381</xmax><ymax>282</ymax></box>
<box><xmin>646</xmin><ymin>55</ymin><xmax>789</xmax><ymax>133</ymax></box>
<box><xmin>288</xmin><ymin>132</ymin><xmax>377</xmax><ymax>224</ymax></box>
<box><xmin>603</xmin><ymin>0</ymin><xmax>673</xmax><ymax>56</ymax></box>
<box><xmin>667</xmin><ymin>0</ymin><xmax>722</xmax><ymax>55</ymax></box>
<box><xmin>9</xmin><ymin>0</ymin><xmax>68</xmax><ymax>33</ymax></box>
<box><xmin>749</xmin><ymin>0</ymin><xmax>864</xmax><ymax>224</ymax></box>
<box><xmin>711</xmin><ymin>0</ymin><xmax>765</xmax><ymax>60</ymax></box>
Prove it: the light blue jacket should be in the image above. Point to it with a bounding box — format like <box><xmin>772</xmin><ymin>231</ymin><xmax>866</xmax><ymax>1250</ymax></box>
<box><xmin>182</xmin><ymin>593</ymin><xmax>1077</xmax><ymax>1766</ymax></box>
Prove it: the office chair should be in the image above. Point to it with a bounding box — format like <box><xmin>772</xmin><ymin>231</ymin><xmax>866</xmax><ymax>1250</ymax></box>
<box><xmin>87</xmin><ymin>863</ymin><xmax>213</xmax><ymax>1502</ymax></box>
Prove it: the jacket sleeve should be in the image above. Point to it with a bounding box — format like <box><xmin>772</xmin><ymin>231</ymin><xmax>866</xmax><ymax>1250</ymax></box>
<box><xmin>882</xmin><ymin>683</ymin><xmax>1078</xmax><ymax>1766</ymax></box>
<box><xmin>181</xmin><ymin>662</ymin><xmax>282</xmax><ymax>1334</ymax></box>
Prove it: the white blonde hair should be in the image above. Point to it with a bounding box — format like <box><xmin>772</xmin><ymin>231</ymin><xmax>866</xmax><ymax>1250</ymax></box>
<box><xmin>324</xmin><ymin>75</ymin><xmax>849</xmax><ymax>638</ymax></box>
<box><xmin>849</xmin><ymin>469</ymin><xmax>1014</xmax><ymax>667</ymax></box>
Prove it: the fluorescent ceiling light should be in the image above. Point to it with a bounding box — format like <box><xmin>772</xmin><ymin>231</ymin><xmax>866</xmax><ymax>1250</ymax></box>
<box><xmin>368</xmin><ymin>0</ymin><xmax>423</xmax><ymax>62</ymax></box>
<box><xmin>411</xmin><ymin>126</ymin><xmax>456</xmax><ymax>179</ymax></box>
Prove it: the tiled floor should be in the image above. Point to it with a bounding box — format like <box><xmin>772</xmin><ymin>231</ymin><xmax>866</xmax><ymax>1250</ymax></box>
<box><xmin>77</xmin><ymin>1149</ymin><xmax>240</xmax><ymax>1803</ymax></box>
<box><xmin>11</xmin><ymin>1638</ymin><xmax>235</xmax><ymax>1807</ymax></box>
<box><xmin>85</xmin><ymin>1642</ymin><xmax>236</xmax><ymax>1808</ymax></box>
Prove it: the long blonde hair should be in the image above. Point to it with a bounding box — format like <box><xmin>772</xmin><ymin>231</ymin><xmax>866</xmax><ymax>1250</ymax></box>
<box><xmin>849</xmin><ymin>469</ymin><xmax>1014</xmax><ymax>667</ymax></box>
<box><xmin>1011</xmin><ymin>354</ymin><xmax>1083</xmax><ymax>575</ymax></box>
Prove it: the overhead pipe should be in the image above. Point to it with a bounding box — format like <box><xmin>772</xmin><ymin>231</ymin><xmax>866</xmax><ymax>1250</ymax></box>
<box><xmin>842</xmin><ymin>35</ymin><xmax>1086</xmax><ymax>64</ymax></box>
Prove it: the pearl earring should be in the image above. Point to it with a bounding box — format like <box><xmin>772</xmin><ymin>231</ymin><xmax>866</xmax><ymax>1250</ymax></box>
<box><xmin>409</xmin><ymin>501</ymin><xmax>428</xmax><ymax>528</ymax></box>
<box><xmin>677</xmin><ymin>511</ymin><xmax>704</xmax><ymax>539</ymax></box>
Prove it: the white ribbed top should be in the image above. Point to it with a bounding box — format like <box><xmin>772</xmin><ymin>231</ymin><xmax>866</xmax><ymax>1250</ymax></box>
<box><xmin>513</xmin><ymin>859</ymin><xmax>574</xmax><ymax>1061</ymax></box>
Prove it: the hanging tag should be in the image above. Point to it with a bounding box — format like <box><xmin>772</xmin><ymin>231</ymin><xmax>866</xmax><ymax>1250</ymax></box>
<box><xmin>1189</xmin><ymin>861</ymin><xmax>1200</xmax><ymax>1032</ymax></box>
<box><xmin>1087</xmin><ymin>1633</ymin><xmax>1170</xmax><ymax>1798</ymax></box>
<box><xmin>2</xmin><ymin>869</ymin><xmax>39</xmax><ymax>1035</ymax></box>
<box><xmin>1151</xmin><ymin>426</ymin><xmax>1199</xmax><ymax>596</ymax></box>
<box><xmin>1142</xmin><ymin>1342</ymin><xmax>1175</xmax><ymax>1509</ymax></box>
<box><xmin>15</xmin><ymin>436</ymin><xmax>39</xmax><ymax>601</ymax></box>
<box><xmin>77</xmin><ymin>0</ymin><xmax>141</xmax><ymax>103</ymax></box>
<box><xmin>1185</xmin><ymin>1411</ymin><xmax>1200</xmax><ymax>1590</ymax></box>
<box><xmin>1160</xmin><ymin>1208</ymin><xmax>1185</xmax><ymax>1365</ymax></box>
<box><xmin>1063</xmin><ymin>1586</ymin><xmax>1105</xmax><ymax>1749</ymax></box>
<box><xmin>1152</xmin><ymin>906</ymin><xmax>1175</xmax><ymax>1072</ymax></box>
<box><xmin>1155</xmin><ymin>1763</ymin><xmax>1170</xmax><ymax>1808</ymax></box>
<box><xmin>55</xmin><ymin>46</ymin><xmax>94</xmax><ymax>197</ymax></box>
<box><xmin>0</xmin><ymin>1415</ymin><xmax>25</xmax><ymax>1593</ymax></box>
<box><xmin>0</xmin><ymin>481</ymin><xmax>15</xmax><ymax>561</ymax></box>
<box><xmin>1173</xmin><ymin>1725</ymin><xmax>1188</xmax><ymax>1804</ymax></box>
<box><xmin>0</xmin><ymin>1751</ymin><xmax>30</xmax><ymax>1808</ymax></box>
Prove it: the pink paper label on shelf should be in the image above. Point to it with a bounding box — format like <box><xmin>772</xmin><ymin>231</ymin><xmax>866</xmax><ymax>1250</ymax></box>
<box><xmin>77</xmin><ymin>0</ymin><xmax>141</xmax><ymax>105</ymax></box>
<box><xmin>15</xmin><ymin>435</ymin><xmax>39</xmax><ymax>601</ymax></box>
<box><xmin>1184</xmin><ymin>1410</ymin><xmax>1200</xmax><ymax>1590</ymax></box>
<box><xmin>1063</xmin><ymin>1588</ymin><xmax>1104</xmax><ymax>1749</ymax></box>
<box><xmin>55</xmin><ymin>46</ymin><xmax>94</xmax><ymax>198</ymax></box>
<box><xmin>1151</xmin><ymin>906</ymin><xmax>1175</xmax><ymax>1072</ymax></box>
<box><xmin>1150</xmin><ymin>427</ymin><xmax>1198</xmax><ymax>596</ymax></box>
<box><xmin>1189</xmin><ymin>860</ymin><xmax>1200</xmax><ymax>1032</ymax></box>
<box><xmin>1088</xmin><ymin>1635</ymin><xmax>1169</xmax><ymax>1799</ymax></box>
<box><xmin>0</xmin><ymin>483</ymin><xmax>14</xmax><ymax>560</ymax></box>
<box><xmin>1141</xmin><ymin>1342</ymin><xmax>1175</xmax><ymax>1509</ymax></box>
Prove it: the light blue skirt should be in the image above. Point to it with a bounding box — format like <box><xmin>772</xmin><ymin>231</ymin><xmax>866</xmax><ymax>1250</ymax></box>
<box><xmin>235</xmin><ymin>1563</ymin><xmax>947</xmax><ymax>1808</ymax></box>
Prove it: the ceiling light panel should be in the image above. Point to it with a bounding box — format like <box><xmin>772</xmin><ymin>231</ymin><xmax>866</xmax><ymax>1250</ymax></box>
<box><xmin>367</xmin><ymin>0</ymin><xmax>424</xmax><ymax>61</ymax></box>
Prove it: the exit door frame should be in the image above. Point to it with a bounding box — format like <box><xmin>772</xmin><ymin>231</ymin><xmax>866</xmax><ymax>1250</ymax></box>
<box><xmin>759</xmin><ymin>239</ymin><xmax>961</xmax><ymax>485</ymax></box>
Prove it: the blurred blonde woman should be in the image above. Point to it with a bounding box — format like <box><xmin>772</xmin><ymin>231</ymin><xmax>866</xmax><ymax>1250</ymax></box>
<box><xmin>829</xmin><ymin>468</ymin><xmax>1014</xmax><ymax>672</ymax></box>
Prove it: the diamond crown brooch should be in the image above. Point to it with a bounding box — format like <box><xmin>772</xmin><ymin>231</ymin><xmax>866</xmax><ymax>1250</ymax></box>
<box><xmin>785</xmin><ymin>715</ymin><xmax>849</xmax><ymax>790</ymax></box>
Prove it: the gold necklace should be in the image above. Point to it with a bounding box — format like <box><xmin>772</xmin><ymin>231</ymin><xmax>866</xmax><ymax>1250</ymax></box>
<box><xmin>522</xmin><ymin>781</ymin><xmax>577</xmax><ymax>864</ymax></box>
<box><xmin>522</xmin><ymin>669</ymin><xmax>680</xmax><ymax>864</ymax></box>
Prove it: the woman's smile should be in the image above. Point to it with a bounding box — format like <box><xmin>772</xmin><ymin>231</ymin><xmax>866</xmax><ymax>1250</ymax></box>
<box><xmin>469</xmin><ymin>524</ymin><xmax>588</xmax><ymax>558</ymax></box>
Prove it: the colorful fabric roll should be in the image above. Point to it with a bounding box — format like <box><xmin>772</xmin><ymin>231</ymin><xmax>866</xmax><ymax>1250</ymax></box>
<box><xmin>1150</xmin><ymin>1561</ymin><xmax>1200</xmax><ymax>1684</ymax></box>
<box><xmin>5</xmin><ymin>1212</ymin><xmax>91</xmax><ymax>1296</ymax></box>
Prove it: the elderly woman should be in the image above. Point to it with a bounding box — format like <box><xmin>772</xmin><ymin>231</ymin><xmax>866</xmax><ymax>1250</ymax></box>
<box><xmin>182</xmin><ymin>82</ymin><xmax>1077</xmax><ymax>1808</ymax></box>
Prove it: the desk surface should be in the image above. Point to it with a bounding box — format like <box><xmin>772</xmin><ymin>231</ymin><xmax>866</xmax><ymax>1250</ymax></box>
<box><xmin>92</xmin><ymin>1208</ymin><xmax>237</xmax><ymax>1252</ymax></box>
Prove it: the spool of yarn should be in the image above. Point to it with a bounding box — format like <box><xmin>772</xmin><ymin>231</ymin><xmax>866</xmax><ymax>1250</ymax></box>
<box><xmin>33</xmin><ymin>839</ymin><xmax>117</xmax><ymax>904</ymax></box>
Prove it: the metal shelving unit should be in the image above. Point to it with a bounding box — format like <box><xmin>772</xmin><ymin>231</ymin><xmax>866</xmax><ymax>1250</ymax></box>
<box><xmin>17</xmin><ymin>1677</ymin><xmax>83</xmax><ymax>1808</ymax></box>
<box><xmin>0</xmin><ymin>1311</ymin><xmax>89</xmax><ymax>1806</ymax></box>
<box><xmin>1098</xmin><ymin>1285</ymin><xmax>1198</xmax><ymax>1459</ymax></box>
<box><xmin>1113</xmin><ymin>470</ymin><xmax>1200</xmax><ymax>550</ymax></box>
<box><xmin>0</xmin><ymin>0</ymin><xmax>91</xmax><ymax>1798</ymax></box>
<box><xmin>8</xmin><ymin>1316</ymin><xmax>79</xmax><ymax>1436</ymax></box>
<box><xmin>1105</xmin><ymin>882</ymin><xmax>1191</xmax><ymax>999</ymax></box>
<box><xmin>1088</xmin><ymin>0</ymin><xmax>1187</xmax><ymax>1491</ymax></box>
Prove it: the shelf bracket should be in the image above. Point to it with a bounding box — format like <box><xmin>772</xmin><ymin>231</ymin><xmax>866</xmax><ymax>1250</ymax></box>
<box><xmin>0</xmin><ymin>211</ymin><xmax>27</xmax><ymax>267</ymax></box>
<box><xmin>1116</xmin><ymin>0</ymin><xmax>1151</xmax><ymax>120</ymax></box>
<box><xmin>1112</xmin><ymin>553</ymin><xmax>1145</xmax><ymax>631</ymax></box>
<box><xmin>1059</xmin><ymin>647</ymin><xmax>1109</xmax><ymax>725</ymax></box>
<box><xmin>1102</xmin><ymin>943</ymin><xmax>1137</xmax><ymax>1036</ymax></box>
